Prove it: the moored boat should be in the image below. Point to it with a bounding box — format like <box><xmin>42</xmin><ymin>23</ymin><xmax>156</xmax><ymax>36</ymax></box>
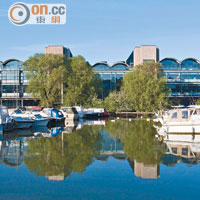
<box><xmin>156</xmin><ymin>106</ymin><xmax>200</xmax><ymax>134</ymax></box>
<box><xmin>10</xmin><ymin>109</ymin><xmax>34</xmax><ymax>129</ymax></box>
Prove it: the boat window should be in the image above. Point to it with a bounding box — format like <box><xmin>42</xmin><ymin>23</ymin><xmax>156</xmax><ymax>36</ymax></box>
<box><xmin>62</xmin><ymin>108</ymin><xmax>67</xmax><ymax>112</ymax></box>
<box><xmin>34</xmin><ymin>114</ymin><xmax>42</xmax><ymax>119</ymax></box>
<box><xmin>190</xmin><ymin>110</ymin><xmax>193</xmax><ymax>115</ymax></box>
<box><xmin>72</xmin><ymin>107</ymin><xmax>78</xmax><ymax>114</ymax></box>
<box><xmin>14</xmin><ymin>109</ymin><xmax>22</xmax><ymax>114</ymax></box>
<box><xmin>182</xmin><ymin>111</ymin><xmax>188</xmax><ymax>118</ymax></box>
<box><xmin>182</xmin><ymin>148</ymin><xmax>188</xmax><ymax>156</ymax></box>
<box><xmin>63</xmin><ymin>108</ymin><xmax>73</xmax><ymax>113</ymax></box>
<box><xmin>172</xmin><ymin>112</ymin><xmax>177</xmax><ymax>118</ymax></box>
<box><xmin>58</xmin><ymin>111</ymin><xmax>63</xmax><ymax>117</ymax></box>
<box><xmin>194</xmin><ymin>109</ymin><xmax>200</xmax><ymax>115</ymax></box>
<box><xmin>172</xmin><ymin>147</ymin><xmax>177</xmax><ymax>154</ymax></box>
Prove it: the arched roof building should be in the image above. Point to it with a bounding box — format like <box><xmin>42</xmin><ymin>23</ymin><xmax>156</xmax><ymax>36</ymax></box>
<box><xmin>93</xmin><ymin>61</ymin><xmax>130</xmax><ymax>71</ymax></box>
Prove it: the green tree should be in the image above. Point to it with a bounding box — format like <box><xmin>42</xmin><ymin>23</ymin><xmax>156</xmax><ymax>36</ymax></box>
<box><xmin>24</xmin><ymin>54</ymin><xmax>68</xmax><ymax>107</ymax></box>
<box><xmin>85</xmin><ymin>95</ymin><xmax>104</xmax><ymax>108</ymax></box>
<box><xmin>104</xmin><ymin>90</ymin><xmax>132</xmax><ymax>112</ymax></box>
<box><xmin>63</xmin><ymin>56</ymin><xmax>102</xmax><ymax>106</ymax></box>
<box><xmin>24</xmin><ymin>54</ymin><xmax>101</xmax><ymax>107</ymax></box>
<box><xmin>122</xmin><ymin>62</ymin><xmax>170</xmax><ymax>112</ymax></box>
<box><xmin>196</xmin><ymin>99</ymin><xmax>200</xmax><ymax>105</ymax></box>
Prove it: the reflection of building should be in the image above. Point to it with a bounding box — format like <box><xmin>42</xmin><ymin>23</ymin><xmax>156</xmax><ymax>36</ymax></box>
<box><xmin>0</xmin><ymin>138</ymin><xmax>28</xmax><ymax>167</ymax></box>
<box><xmin>46</xmin><ymin>174</ymin><xmax>65</xmax><ymax>181</ymax></box>
<box><xmin>96</xmin><ymin>130</ymin><xmax>125</xmax><ymax>161</ymax></box>
<box><xmin>45</xmin><ymin>45</ymin><xmax>73</xmax><ymax>58</ymax></box>
<box><xmin>127</xmin><ymin>159</ymin><xmax>160</xmax><ymax>179</ymax></box>
<box><xmin>133</xmin><ymin>161</ymin><xmax>160</xmax><ymax>179</ymax></box>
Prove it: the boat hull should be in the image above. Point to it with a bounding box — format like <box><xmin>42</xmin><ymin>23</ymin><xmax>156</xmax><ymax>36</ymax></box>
<box><xmin>32</xmin><ymin>119</ymin><xmax>50</xmax><ymax>127</ymax></box>
<box><xmin>15</xmin><ymin>121</ymin><xmax>33</xmax><ymax>129</ymax></box>
<box><xmin>162</xmin><ymin>124</ymin><xmax>200</xmax><ymax>134</ymax></box>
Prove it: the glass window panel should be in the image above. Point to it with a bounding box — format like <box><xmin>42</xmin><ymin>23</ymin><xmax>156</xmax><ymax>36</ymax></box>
<box><xmin>172</xmin><ymin>112</ymin><xmax>177</xmax><ymax>118</ymax></box>
<box><xmin>172</xmin><ymin>147</ymin><xmax>177</xmax><ymax>154</ymax></box>
<box><xmin>167</xmin><ymin>73</ymin><xmax>180</xmax><ymax>81</ymax></box>
<box><xmin>182</xmin><ymin>111</ymin><xmax>188</xmax><ymax>118</ymax></box>
<box><xmin>101</xmin><ymin>73</ymin><xmax>111</xmax><ymax>80</ymax></box>
<box><xmin>182</xmin><ymin>148</ymin><xmax>188</xmax><ymax>156</ymax></box>
<box><xmin>181</xmin><ymin>73</ymin><xmax>200</xmax><ymax>80</ymax></box>
<box><xmin>116</xmin><ymin>73</ymin><xmax>124</xmax><ymax>80</ymax></box>
<box><xmin>160</xmin><ymin>59</ymin><xmax>180</xmax><ymax>70</ymax></box>
<box><xmin>181</xmin><ymin>59</ymin><xmax>200</xmax><ymax>70</ymax></box>
<box><xmin>112</xmin><ymin>64</ymin><xmax>129</xmax><ymax>71</ymax></box>
<box><xmin>3</xmin><ymin>85</ymin><xmax>20</xmax><ymax>93</ymax></box>
<box><xmin>4</xmin><ymin>61</ymin><xmax>23</xmax><ymax>71</ymax></box>
<box><xmin>93</xmin><ymin>64</ymin><xmax>110</xmax><ymax>71</ymax></box>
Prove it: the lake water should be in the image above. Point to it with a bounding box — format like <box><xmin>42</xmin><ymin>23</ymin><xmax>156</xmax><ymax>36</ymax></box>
<box><xmin>0</xmin><ymin>120</ymin><xmax>200</xmax><ymax>200</ymax></box>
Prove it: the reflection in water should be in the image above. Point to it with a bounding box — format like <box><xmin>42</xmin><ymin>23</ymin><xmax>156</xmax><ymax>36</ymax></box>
<box><xmin>25</xmin><ymin>125</ymin><xmax>103</xmax><ymax>180</ymax></box>
<box><xmin>0</xmin><ymin>137</ymin><xmax>28</xmax><ymax>167</ymax></box>
<box><xmin>105</xmin><ymin>120</ymin><xmax>164</xmax><ymax>179</ymax></box>
<box><xmin>1</xmin><ymin>120</ymin><xmax>200</xmax><ymax>181</ymax></box>
<box><xmin>128</xmin><ymin>160</ymin><xmax>160</xmax><ymax>179</ymax></box>
<box><xmin>159</xmin><ymin>133</ymin><xmax>200</xmax><ymax>166</ymax></box>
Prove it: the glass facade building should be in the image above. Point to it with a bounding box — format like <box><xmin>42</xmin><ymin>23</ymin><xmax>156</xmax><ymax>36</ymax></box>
<box><xmin>1</xmin><ymin>50</ymin><xmax>200</xmax><ymax>107</ymax></box>
<box><xmin>94</xmin><ymin>58</ymin><xmax>200</xmax><ymax>104</ymax></box>
<box><xmin>93</xmin><ymin>62</ymin><xmax>130</xmax><ymax>98</ymax></box>
<box><xmin>160</xmin><ymin>58</ymin><xmax>200</xmax><ymax>104</ymax></box>
<box><xmin>0</xmin><ymin>59</ymin><xmax>36</xmax><ymax>108</ymax></box>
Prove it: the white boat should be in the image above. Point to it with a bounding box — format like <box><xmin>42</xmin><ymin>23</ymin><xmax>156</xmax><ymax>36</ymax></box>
<box><xmin>60</xmin><ymin>107</ymin><xmax>79</xmax><ymax>121</ymax></box>
<box><xmin>40</xmin><ymin>108</ymin><xmax>65</xmax><ymax>122</ymax></box>
<box><xmin>10</xmin><ymin>109</ymin><xmax>34</xmax><ymax>129</ymax></box>
<box><xmin>73</xmin><ymin>106</ymin><xmax>86</xmax><ymax>118</ymax></box>
<box><xmin>84</xmin><ymin>108</ymin><xmax>106</xmax><ymax>118</ymax></box>
<box><xmin>156</xmin><ymin>107</ymin><xmax>200</xmax><ymax>134</ymax></box>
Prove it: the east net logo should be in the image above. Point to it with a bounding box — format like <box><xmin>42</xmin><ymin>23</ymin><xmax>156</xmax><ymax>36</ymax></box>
<box><xmin>8</xmin><ymin>2</ymin><xmax>66</xmax><ymax>26</ymax></box>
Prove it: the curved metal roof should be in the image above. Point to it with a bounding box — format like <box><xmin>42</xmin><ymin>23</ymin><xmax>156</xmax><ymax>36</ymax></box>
<box><xmin>93</xmin><ymin>61</ymin><xmax>130</xmax><ymax>70</ymax></box>
<box><xmin>160</xmin><ymin>57</ymin><xmax>181</xmax><ymax>64</ymax></box>
<box><xmin>93</xmin><ymin>61</ymin><xmax>110</xmax><ymax>68</ymax></box>
<box><xmin>3</xmin><ymin>59</ymin><xmax>23</xmax><ymax>66</ymax></box>
<box><xmin>112</xmin><ymin>61</ymin><xmax>129</xmax><ymax>67</ymax></box>
<box><xmin>181</xmin><ymin>58</ymin><xmax>200</xmax><ymax>64</ymax></box>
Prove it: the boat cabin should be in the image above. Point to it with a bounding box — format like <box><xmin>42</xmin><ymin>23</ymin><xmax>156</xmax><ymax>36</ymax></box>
<box><xmin>167</xmin><ymin>108</ymin><xmax>199</xmax><ymax>122</ymax></box>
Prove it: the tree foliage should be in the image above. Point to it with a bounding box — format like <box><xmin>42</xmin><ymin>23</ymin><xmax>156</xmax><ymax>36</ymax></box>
<box><xmin>105</xmin><ymin>120</ymin><xmax>166</xmax><ymax>165</ymax></box>
<box><xmin>196</xmin><ymin>99</ymin><xmax>200</xmax><ymax>105</ymax></box>
<box><xmin>64</xmin><ymin>56</ymin><xmax>102</xmax><ymax>106</ymax></box>
<box><xmin>24</xmin><ymin>54</ymin><xmax>68</xmax><ymax>107</ymax></box>
<box><xmin>104</xmin><ymin>90</ymin><xmax>132</xmax><ymax>112</ymax></box>
<box><xmin>24</xmin><ymin>125</ymin><xmax>102</xmax><ymax>177</ymax></box>
<box><xmin>24</xmin><ymin>54</ymin><xmax>102</xmax><ymax>107</ymax></box>
<box><xmin>122</xmin><ymin>62</ymin><xmax>170</xmax><ymax>112</ymax></box>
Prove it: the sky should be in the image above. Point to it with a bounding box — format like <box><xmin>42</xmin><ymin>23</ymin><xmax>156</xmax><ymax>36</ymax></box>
<box><xmin>1</xmin><ymin>0</ymin><xmax>200</xmax><ymax>65</ymax></box>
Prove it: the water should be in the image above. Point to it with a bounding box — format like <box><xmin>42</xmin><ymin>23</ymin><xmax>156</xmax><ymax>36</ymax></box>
<box><xmin>0</xmin><ymin>120</ymin><xmax>200</xmax><ymax>200</ymax></box>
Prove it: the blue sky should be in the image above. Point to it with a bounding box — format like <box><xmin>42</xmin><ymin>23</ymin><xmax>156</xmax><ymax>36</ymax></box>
<box><xmin>1</xmin><ymin>0</ymin><xmax>200</xmax><ymax>65</ymax></box>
